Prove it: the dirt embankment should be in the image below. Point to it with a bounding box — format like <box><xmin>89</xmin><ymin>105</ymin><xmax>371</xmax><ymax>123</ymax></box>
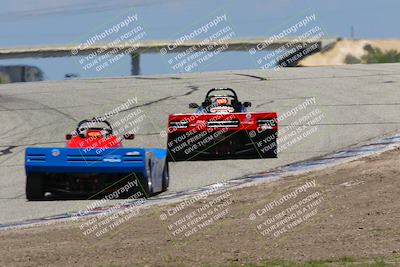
<box><xmin>300</xmin><ymin>39</ymin><xmax>400</xmax><ymax>66</ymax></box>
<box><xmin>1</xmin><ymin>148</ymin><xmax>400</xmax><ymax>266</ymax></box>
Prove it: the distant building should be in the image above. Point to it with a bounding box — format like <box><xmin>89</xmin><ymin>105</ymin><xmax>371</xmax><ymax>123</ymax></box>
<box><xmin>0</xmin><ymin>65</ymin><xmax>44</xmax><ymax>83</ymax></box>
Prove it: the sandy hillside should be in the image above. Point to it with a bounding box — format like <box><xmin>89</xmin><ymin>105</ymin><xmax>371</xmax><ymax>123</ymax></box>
<box><xmin>300</xmin><ymin>39</ymin><xmax>400</xmax><ymax>66</ymax></box>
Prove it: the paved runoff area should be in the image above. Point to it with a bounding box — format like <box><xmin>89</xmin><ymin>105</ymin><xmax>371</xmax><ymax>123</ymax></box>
<box><xmin>1</xmin><ymin>63</ymin><xmax>400</xmax><ymax>224</ymax></box>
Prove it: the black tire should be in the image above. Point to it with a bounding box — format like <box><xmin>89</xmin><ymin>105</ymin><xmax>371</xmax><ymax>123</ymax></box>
<box><xmin>139</xmin><ymin>159</ymin><xmax>153</xmax><ymax>198</ymax></box>
<box><xmin>162</xmin><ymin>161</ymin><xmax>169</xmax><ymax>192</ymax></box>
<box><xmin>26</xmin><ymin>173</ymin><xmax>44</xmax><ymax>201</ymax></box>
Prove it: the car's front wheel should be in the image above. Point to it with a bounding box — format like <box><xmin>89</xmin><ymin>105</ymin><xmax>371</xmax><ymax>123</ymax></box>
<box><xmin>139</xmin><ymin>159</ymin><xmax>153</xmax><ymax>198</ymax></box>
<box><xmin>162</xmin><ymin>161</ymin><xmax>169</xmax><ymax>192</ymax></box>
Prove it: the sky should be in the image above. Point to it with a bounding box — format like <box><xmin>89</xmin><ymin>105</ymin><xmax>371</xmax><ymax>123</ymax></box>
<box><xmin>0</xmin><ymin>0</ymin><xmax>398</xmax><ymax>80</ymax></box>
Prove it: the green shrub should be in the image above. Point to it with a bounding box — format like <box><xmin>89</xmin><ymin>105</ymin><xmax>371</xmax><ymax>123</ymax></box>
<box><xmin>361</xmin><ymin>44</ymin><xmax>400</xmax><ymax>63</ymax></box>
<box><xmin>0</xmin><ymin>73</ymin><xmax>10</xmax><ymax>84</ymax></box>
<box><xmin>345</xmin><ymin>54</ymin><xmax>362</xmax><ymax>64</ymax></box>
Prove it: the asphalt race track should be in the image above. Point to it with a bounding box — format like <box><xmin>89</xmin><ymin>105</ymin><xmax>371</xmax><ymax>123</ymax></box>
<box><xmin>1</xmin><ymin>63</ymin><xmax>400</xmax><ymax>224</ymax></box>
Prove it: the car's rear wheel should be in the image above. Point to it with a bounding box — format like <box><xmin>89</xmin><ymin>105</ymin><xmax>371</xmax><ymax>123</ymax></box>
<box><xmin>26</xmin><ymin>173</ymin><xmax>44</xmax><ymax>201</ymax></box>
<box><xmin>162</xmin><ymin>161</ymin><xmax>169</xmax><ymax>192</ymax></box>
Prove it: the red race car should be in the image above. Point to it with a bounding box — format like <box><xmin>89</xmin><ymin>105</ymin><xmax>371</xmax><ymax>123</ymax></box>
<box><xmin>167</xmin><ymin>88</ymin><xmax>278</xmax><ymax>161</ymax></box>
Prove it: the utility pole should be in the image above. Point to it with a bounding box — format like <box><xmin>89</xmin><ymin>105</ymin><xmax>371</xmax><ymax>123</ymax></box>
<box><xmin>351</xmin><ymin>25</ymin><xmax>355</xmax><ymax>39</ymax></box>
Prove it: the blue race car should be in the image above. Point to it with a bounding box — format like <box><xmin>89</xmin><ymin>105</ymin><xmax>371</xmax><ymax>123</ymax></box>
<box><xmin>25</xmin><ymin>118</ymin><xmax>169</xmax><ymax>200</ymax></box>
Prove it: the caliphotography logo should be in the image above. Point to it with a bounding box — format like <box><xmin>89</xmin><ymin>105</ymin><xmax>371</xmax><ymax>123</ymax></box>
<box><xmin>1</xmin><ymin>1</ymin><xmax>400</xmax><ymax>267</ymax></box>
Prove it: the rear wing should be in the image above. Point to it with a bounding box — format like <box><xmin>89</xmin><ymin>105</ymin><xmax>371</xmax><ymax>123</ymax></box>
<box><xmin>167</xmin><ymin>112</ymin><xmax>278</xmax><ymax>132</ymax></box>
<box><xmin>25</xmin><ymin>147</ymin><xmax>148</xmax><ymax>174</ymax></box>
